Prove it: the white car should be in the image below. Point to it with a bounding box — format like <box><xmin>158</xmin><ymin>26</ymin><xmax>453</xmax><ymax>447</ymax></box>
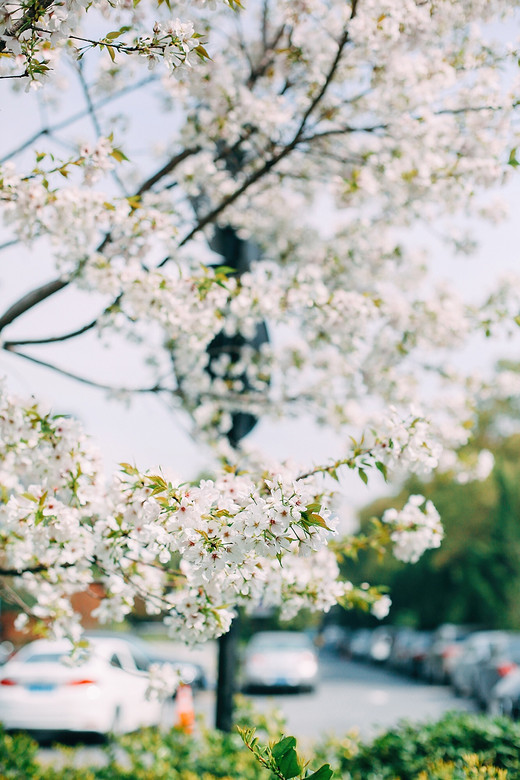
<box><xmin>243</xmin><ymin>631</ymin><xmax>319</xmax><ymax>692</ymax></box>
<box><xmin>0</xmin><ymin>637</ymin><xmax>164</xmax><ymax>735</ymax></box>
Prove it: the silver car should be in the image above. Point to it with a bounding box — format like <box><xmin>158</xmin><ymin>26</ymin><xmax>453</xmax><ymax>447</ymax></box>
<box><xmin>243</xmin><ymin>631</ymin><xmax>318</xmax><ymax>693</ymax></box>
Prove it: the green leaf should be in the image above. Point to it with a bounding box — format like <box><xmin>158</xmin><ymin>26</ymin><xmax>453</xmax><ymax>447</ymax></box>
<box><xmin>110</xmin><ymin>147</ymin><xmax>130</xmax><ymax>163</ymax></box>
<box><xmin>105</xmin><ymin>26</ymin><xmax>131</xmax><ymax>40</ymax></box>
<box><xmin>126</xmin><ymin>195</ymin><xmax>141</xmax><ymax>210</ymax></box>
<box><xmin>375</xmin><ymin>461</ymin><xmax>388</xmax><ymax>481</ymax></box>
<box><xmin>508</xmin><ymin>148</ymin><xmax>519</xmax><ymax>168</ymax></box>
<box><xmin>271</xmin><ymin>736</ymin><xmax>301</xmax><ymax>779</ymax></box>
<box><xmin>308</xmin><ymin>513</ymin><xmax>331</xmax><ymax>530</ymax></box>
<box><xmin>106</xmin><ymin>44</ymin><xmax>116</xmax><ymax>62</ymax></box>
<box><xmin>194</xmin><ymin>44</ymin><xmax>211</xmax><ymax>60</ymax></box>
<box><xmin>306</xmin><ymin>502</ymin><xmax>322</xmax><ymax>513</ymax></box>
<box><xmin>119</xmin><ymin>462</ymin><xmax>138</xmax><ymax>474</ymax></box>
<box><xmin>271</xmin><ymin>736</ymin><xmax>296</xmax><ymax>759</ymax></box>
<box><xmin>306</xmin><ymin>764</ymin><xmax>334</xmax><ymax>780</ymax></box>
<box><xmin>358</xmin><ymin>468</ymin><xmax>368</xmax><ymax>485</ymax></box>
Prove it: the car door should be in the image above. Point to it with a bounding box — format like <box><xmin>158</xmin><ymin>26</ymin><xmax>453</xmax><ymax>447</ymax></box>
<box><xmin>107</xmin><ymin>645</ymin><xmax>153</xmax><ymax>730</ymax></box>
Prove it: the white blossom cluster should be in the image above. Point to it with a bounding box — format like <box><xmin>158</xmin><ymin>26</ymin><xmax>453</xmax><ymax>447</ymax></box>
<box><xmin>0</xmin><ymin>0</ymin><xmax>206</xmax><ymax>87</ymax></box>
<box><xmin>382</xmin><ymin>495</ymin><xmax>443</xmax><ymax>564</ymax></box>
<box><xmin>0</xmin><ymin>382</ymin><xmax>105</xmax><ymax>640</ymax></box>
<box><xmin>0</xmin><ymin>383</ymin><xmax>409</xmax><ymax>643</ymax></box>
<box><xmin>146</xmin><ymin>661</ymin><xmax>182</xmax><ymax>700</ymax></box>
<box><xmin>439</xmin><ymin>449</ymin><xmax>495</xmax><ymax>486</ymax></box>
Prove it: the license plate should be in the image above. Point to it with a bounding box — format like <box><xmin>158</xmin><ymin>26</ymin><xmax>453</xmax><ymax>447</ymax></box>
<box><xmin>26</xmin><ymin>682</ymin><xmax>56</xmax><ymax>692</ymax></box>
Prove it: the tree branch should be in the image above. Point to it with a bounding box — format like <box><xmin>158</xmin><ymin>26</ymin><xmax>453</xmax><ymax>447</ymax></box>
<box><xmin>135</xmin><ymin>146</ymin><xmax>201</xmax><ymax>196</ymax></box>
<box><xmin>247</xmin><ymin>24</ymin><xmax>286</xmax><ymax>89</ymax></box>
<box><xmin>0</xmin><ymin>561</ymin><xmax>75</xmax><ymax>577</ymax></box>
<box><xmin>161</xmin><ymin>11</ymin><xmax>358</xmax><ymax>260</ymax></box>
<box><xmin>0</xmin><ymin>278</ymin><xmax>68</xmax><ymax>334</ymax></box>
<box><xmin>2</xmin><ymin>346</ymin><xmax>171</xmax><ymax>395</ymax></box>
<box><xmin>0</xmin><ymin>75</ymin><xmax>157</xmax><ymax>165</ymax></box>
<box><xmin>2</xmin><ymin>0</ymin><xmax>55</xmax><ymax>38</ymax></box>
<box><xmin>0</xmin><ymin>4</ymin><xmax>357</xmax><ymax>355</ymax></box>
<box><xmin>0</xmin><ymin>239</ymin><xmax>19</xmax><ymax>252</ymax></box>
<box><xmin>0</xmin><ymin>72</ymin><xmax>28</xmax><ymax>80</ymax></box>
<box><xmin>2</xmin><ymin>318</ymin><xmax>98</xmax><ymax>348</ymax></box>
<box><xmin>76</xmin><ymin>62</ymin><xmax>128</xmax><ymax>196</ymax></box>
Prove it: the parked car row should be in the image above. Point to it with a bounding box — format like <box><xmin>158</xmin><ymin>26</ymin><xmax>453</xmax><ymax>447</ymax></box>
<box><xmin>328</xmin><ymin>624</ymin><xmax>520</xmax><ymax>718</ymax></box>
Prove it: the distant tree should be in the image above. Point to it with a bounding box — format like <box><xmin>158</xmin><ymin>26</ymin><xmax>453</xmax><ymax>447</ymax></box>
<box><xmin>349</xmin><ymin>395</ymin><xmax>520</xmax><ymax>629</ymax></box>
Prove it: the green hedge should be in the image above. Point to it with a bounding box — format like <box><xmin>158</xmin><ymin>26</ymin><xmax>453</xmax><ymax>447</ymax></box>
<box><xmin>314</xmin><ymin>712</ymin><xmax>520</xmax><ymax>779</ymax></box>
<box><xmin>1</xmin><ymin>709</ymin><xmax>519</xmax><ymax>779</ymax></box>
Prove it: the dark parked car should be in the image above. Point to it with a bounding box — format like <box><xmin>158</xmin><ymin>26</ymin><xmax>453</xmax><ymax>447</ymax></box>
<box><xmin>350</xmin><ymin>629</ymin><xmax>373</xmax><ymax>661</ymax></box>
<box><xmin>389</xmin><ymin>629</ymin><xmax>433</xmax><ymax>678</ymax></box>
<box><xmin>473</xmin><ymin>633</ymin><xmax>520</xmax><ymax>710</ymax></box>
<box><xmin>406</xmin><ymin>631</ymin><xmax>434</xmax><ymax>679</ymax></box>
<box><xmin>423</xmin><ymin>624</ymin><xmax>473</xmax><ymax>684</ymax></box>
<box><xmin>451</xmin><ymin>631</ymin><xmax>509</xmax><ymax>698</ymax></box>
<box><xmin>488</xmin><ymin>668</ymin><xmax>520</xmax><ymax>717</ymax></box>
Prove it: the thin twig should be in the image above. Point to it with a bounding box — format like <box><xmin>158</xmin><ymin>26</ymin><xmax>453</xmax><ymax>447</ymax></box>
<box><xmin>3</xmin><ymin>318</ymin><xmax>98</xmax><ymax>347</ymax></box>
<box><xmin>0</xmin><ymin>561</ymin><xmax>75</xmax><ymax>577</ymax></box>
<box><xmin>0</xmin><ymin>239</ymin><xmax>19</xmax><ymax>252</ymax></box>
<box><xmin>0</xmin><ymin>75</ymin><xmax>157</xmax><ymax>165</ymax></box>
<box><xmin>2</xmin><ymin>346</ymin><xmax>172</xmax><ymax>395</ymax></box>
<box><xmin>76</xmin><ymin>62</ymin><xmax>129</xmax><ymax>195</ymax></box>
<box><xmin>0</xmin><ymin>72</ymin><xmax>28</xmax><ymax>80</ymax></box>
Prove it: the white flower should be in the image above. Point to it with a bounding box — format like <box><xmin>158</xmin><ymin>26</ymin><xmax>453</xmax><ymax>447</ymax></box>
<box><xmin>383</xmin><ymin>495</ymin><xmax>443</xmax><ymax>564</ymax></box>
<box><xmin>371</xmin><ymin>595</ymin><xmax>392</xmax><ymax>620</ymax></box>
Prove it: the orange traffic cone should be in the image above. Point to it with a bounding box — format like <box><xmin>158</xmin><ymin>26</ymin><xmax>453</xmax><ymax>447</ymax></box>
<box><xmin>176</xmin><ymin>683</ymin><xmax>195</xmax><ymax>733</ymax></box>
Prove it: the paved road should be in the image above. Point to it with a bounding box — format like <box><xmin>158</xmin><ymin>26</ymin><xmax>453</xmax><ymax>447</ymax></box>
<box><xmin>194</xmin><ymin>652</ymin><xmax>476</xmax><ymax>741</ymax></box>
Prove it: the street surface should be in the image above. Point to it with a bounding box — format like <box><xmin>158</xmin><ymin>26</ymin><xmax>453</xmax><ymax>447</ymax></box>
<box><xmin>196</xmin><ymin>652</ymin><xmax>476</xmax><ymax>741</ymax></box>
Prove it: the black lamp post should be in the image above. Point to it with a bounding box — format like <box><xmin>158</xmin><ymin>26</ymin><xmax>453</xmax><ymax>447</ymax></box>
<box><xmin>206</xmin><ymin>225</ymin><xmax>269</xmax><ymax>731</ymax></box>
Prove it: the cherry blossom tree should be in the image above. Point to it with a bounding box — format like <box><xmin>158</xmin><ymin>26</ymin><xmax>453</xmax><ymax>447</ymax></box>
<box><xmin>0</xmin><ymin>0</ymin><xmax>519</xmax><ymax>666</ymax></box>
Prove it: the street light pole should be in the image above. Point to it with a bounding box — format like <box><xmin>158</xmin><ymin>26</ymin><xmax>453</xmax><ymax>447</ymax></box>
<box><xmin>207</xmin><ymin>225</ymin><xmax>269</xmax><ymax>731</ymax></box>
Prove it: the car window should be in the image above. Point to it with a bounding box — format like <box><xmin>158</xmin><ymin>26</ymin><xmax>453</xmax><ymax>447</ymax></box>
<box><xmin>250</xmin><ymin>634</ymin><xmax>313</xmax><ymax>651</ymax></box>
<box><xmin>22</xmin><ymin>653</ymin><xmax>66</xmax><ymax>664</ymax></box>
<box><xmin>129</xmin><ymin>648</ymin><xmax>150</xmax><ymax>671</ymax></box>
<box><xmin>110</xmin><ymin>653</ymin><xmax>124</xmax><ymax>669</ymax></box>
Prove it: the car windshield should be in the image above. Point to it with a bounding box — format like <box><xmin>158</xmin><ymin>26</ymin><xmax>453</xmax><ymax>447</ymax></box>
<box><xmin>250</xmin><ymin>634</ymin><xmax>313</xmax><ymax>651</ymax></box>
<box><xmin>21</xmin><ymin>653</ymin><xmax>67</xmax><ymax>664</ymax></box>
